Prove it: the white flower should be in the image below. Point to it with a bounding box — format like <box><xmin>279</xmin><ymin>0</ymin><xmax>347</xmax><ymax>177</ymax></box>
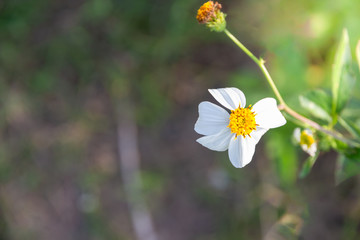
<box><xmin>195</xmin><ymin>87</ymin><xmax>287</xmax><ymax>168</ymax></box>
<box><xmin>293</xmin><ymin>128</ymin><xmax>317</xmax><ymax>157</ymax></box>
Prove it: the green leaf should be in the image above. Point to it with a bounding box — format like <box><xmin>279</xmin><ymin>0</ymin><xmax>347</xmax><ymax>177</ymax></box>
<box><xmin>341</xmin><ymin>98</ymin><xmax>360</xmax><ymax>119</ymax></box>
<box><xmin>299</xmin><ymin>153</ymin><xmax>319</xmax><ymax>179</ymax></box>
<box><xmin>336</xmin><ymin>148</ymin><xmax>360</xmax><ymax>184</ymax></box>
<box><xmin>299</xmin><ymin>89</ymin><xmax>332</xmax><ymax>123</ymax></box>
<box><xmin>356</xmin><ymin>40</ymin><xmax>360</xmax><ymax>72</ymax></box>
<box><xmin>331</xmin><ymin>29</ymin><xmax>356</xmax><ymax>115</ymax></box>
<box><xmin>338</xmin><ymin>117</ymin><xmax>360</xmax><ymax>139</ymax></box>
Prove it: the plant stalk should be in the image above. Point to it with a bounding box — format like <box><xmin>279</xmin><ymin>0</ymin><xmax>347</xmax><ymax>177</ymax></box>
<box><xmin>224</xmin><ymin>29</ymin><xmax>360</xmax><ymax>148</ymax></box>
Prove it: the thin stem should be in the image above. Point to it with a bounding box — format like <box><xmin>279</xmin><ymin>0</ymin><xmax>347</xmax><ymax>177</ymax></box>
<box><xmin>224</xmin><ymin>29</ymin><xmax>286</xmax><ymax>106</ymax></box>
<box><xmin>283</xmin><ymin>105</ymin><xmax>359</xmax><ymax>146</ymax></box>
<box><xmin>224</xmin><ymin>29</ymin><xmax>259</xmax><ymax>66</ymax></box>
<box><xmin>258</xmin><ymin>62</ymin><xmax>286</xmax><ymax>106</ymax></box>
<box><xmin>223</xmin><ymin>28</ymin><xmax>360</xmax><ymax>148</ymax></box>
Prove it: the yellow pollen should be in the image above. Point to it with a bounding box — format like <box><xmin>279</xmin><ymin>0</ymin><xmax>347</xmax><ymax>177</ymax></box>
<box><xmin>196</xmin><ymin>1</ymin><xmax>222</xmax><ymax>24</ymax></box>
<box><xmin>228</xmin><ymin>105</ymin><xmax>258</xmax><ymax>138</ymax></box>
<box><xmin>300</xmin><ymin>131</ymin><xmax>315</xmax><ymax>148</ymax></box>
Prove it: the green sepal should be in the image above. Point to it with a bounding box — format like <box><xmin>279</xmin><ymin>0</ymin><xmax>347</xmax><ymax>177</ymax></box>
<box><xmin>206</xmin><ymin>12</ymin><xmax>227</xmax><ymax>32</ymax></box>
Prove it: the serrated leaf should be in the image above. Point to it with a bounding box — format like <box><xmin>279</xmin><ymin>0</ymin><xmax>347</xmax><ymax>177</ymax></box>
<box><xmin>299</xmin><ymin>153</ymin><xmax>319</xmax><ymax>179</ymax></box>
<box><xmin>299</xmin><ymin>89</ymin><xmax>332</xmax><ymax>122</ymax></box>
<box><xmin>336</xmin><ymin>149</ymin><xmax>360</xmax><ymax>184</ymax></box>
<box><xmin>331</xmin><ymin>29</ymin><xmax>356</xmax><ymax>115</ymax></box>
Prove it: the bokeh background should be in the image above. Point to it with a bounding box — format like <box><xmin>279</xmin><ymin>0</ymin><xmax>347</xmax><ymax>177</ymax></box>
<box><xmin>1</xmin><ymin>0</ymin><xmax>360</xmax><ymax>239</ymax></box>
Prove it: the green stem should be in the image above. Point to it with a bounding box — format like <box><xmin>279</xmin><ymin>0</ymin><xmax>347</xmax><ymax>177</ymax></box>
<box><xmin>258</xmin><ymin>63</ymin><xmax>286</xmax><ymax>106</ymax></box>
<box><xmin>223</xmin><ymin>28</ymin><xmax>360</xmax><ymax>148</ymax></box>
<box><xmin>224</xmin><ymin>29</ymin><xmax>286</xmax><ymax>106</ymax></box>
<box><xmin>223</xmin><ymin>29</ymin><xmax>259</xmax><ymax>66</ymax></box>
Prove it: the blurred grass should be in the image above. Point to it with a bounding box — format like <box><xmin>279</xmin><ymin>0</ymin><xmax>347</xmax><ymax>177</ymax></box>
<box><xmin>1</xmin><ymin>0</ymin><xmax>360</xmax><ymax>239</ymax></box>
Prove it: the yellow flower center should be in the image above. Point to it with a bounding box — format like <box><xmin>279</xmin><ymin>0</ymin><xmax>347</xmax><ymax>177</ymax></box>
<box><xmin>196</xmin><ymin>1</ymin><xmax>222</xmax><ymax>23</ymax></box>
<box><xmin>300</xmin><ymin>131</ymin><xmax>315</xmax><ymax>148</ymax></box>
<box><xmin>228</xmin><ymin>105</ymin><xmax>257</xmax><ymax>138</ymax></box>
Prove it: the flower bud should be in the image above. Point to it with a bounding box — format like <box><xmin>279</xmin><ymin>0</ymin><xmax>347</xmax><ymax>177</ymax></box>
<box><xmin>293</xmin><ymin>128</ymin><xmax>317</xmax><ymax>157</ymax></box>
<box><xmin>196</xmin><ymin>1</ymin><xmax>226</xmax><ymax>32</ymax></box>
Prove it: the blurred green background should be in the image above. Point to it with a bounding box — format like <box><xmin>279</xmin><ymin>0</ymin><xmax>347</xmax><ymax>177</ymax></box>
<box><xmin>1</xmin><ymin>0</ymin><xmax>360</xmax><ymax>239</ymax></box>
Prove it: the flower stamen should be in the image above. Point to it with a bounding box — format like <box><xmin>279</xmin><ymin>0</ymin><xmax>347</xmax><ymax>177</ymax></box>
<box><xmin>228</xmin><ymin>105</ymin><xmax>258</xmax><ymax>138</ymax></box>
<box><xmin>196</xmin><ymin>1</ymin><xmax>222</xmax><ymax>23</ymax></box>
<box><xmin>300</xmin><ymin>130</ymin><xmax>315</xmax><ymax>148</ymax></box>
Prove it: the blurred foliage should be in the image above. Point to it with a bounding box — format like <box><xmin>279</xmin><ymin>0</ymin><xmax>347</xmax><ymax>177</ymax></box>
<box><xmin>1</xmin><ymin>0</ymin><xmax>360</xmax><ymax>239</ymax></box>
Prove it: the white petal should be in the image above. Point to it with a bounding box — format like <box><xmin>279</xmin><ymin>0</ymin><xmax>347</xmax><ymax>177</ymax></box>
<box><xmin>303</xmin><ymin>129</ymin><xmax>313</xmax><ymax>136</ymax></box>
<box><xmin>196</xmin><ymin>128</ymin><xmax>233</xmax><ymax>151</ymax></box>
<box><xmin>194</xmin><ymin>101</ymin><xmax>230</xmax><ymax>135</ymax></box>
<box><xmin>252</xmin><ymin>98</ymin><xmax>286</xmax><ymax>129</ymax></box>
<box><xmin>300</xmin><ymin>144</ymin><xmax>307</xmax><ymax>152</ymax></box>
<box><xmin>308</xmin><ymin>143</ymin><xmax>317</xmax><ymax>156</ymax></box>
<box><xmin>208</xmin><ymin>88</ymin><xmax>246</xmax><ymax>110</ymax></box>
<box><xmin>302</xmin><ymin>142</ymin><xmax>317</xmax><ymax>157</ymax></box>
<box><xmin>293</xmin><ymin>128</ymin><xmax>301</xmax><ymax>143</ymax></box>
<box><xmin>228</xmin><ymin>135</ymin><xmax>256</xmax><ymax>168</ymax></box>
<box><xmin>250</xmin><ymin>127</ymin><xmax>268</xmax><ymax>144</ymax></box>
